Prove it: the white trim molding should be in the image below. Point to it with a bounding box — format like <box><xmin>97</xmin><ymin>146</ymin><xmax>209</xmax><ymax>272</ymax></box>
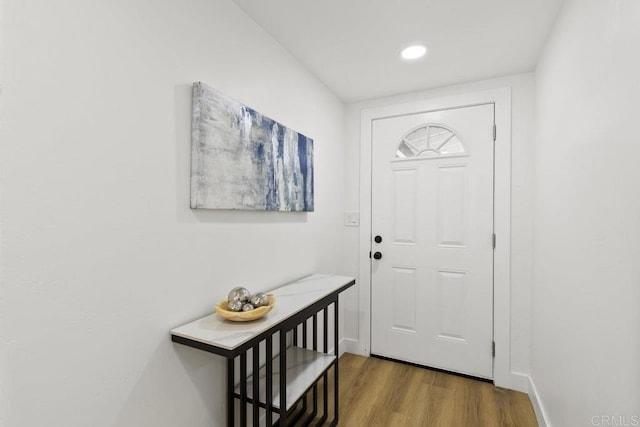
<box><xmin>356</xmin><ymin>88</ymin><xmax>515</xmax><ymax>389</ymax></box>
<box><xmin>528</xmin><ymin>375</ymin><xmax>551</xmax><ymax>427</ymax></box>
<box><xmin>510</xmin><ymin>371</ymin><xmax>531</xmax><ymax>393</ymax></box>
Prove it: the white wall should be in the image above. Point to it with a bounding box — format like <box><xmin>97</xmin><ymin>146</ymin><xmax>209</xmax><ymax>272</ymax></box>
<box><xmin>531</xmin><ymin>0</ymin><xmax>640</xmax><ymax>425</ymax></box>
<box><xmin>0</xmin><ymin>1</ymin><xmax>347</xmax><ymax>426</ymax></box>
<box><xmin>342</xmin><ymin>73</ymin><xmax>536</xmax><ymax>384</ymax></box>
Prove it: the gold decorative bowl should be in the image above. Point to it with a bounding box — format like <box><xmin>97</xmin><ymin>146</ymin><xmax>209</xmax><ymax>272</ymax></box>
<box><xmin>215</xmin><ymin>295</ymin><xmax>276</xmax><ymax>322</ymax></box>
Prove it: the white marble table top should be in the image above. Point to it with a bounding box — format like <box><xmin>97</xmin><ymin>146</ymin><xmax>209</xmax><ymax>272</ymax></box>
<box><xmin>171</xmin><ymin>274</ymin><xmax>355</xmax><ymax>351</ymax></box>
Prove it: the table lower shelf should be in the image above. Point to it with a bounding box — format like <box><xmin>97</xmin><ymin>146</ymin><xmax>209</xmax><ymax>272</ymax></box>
<box><xmin>234</xmin><ymin>346</ymin><xmax>336</xmax><ymax>411</ymax></box>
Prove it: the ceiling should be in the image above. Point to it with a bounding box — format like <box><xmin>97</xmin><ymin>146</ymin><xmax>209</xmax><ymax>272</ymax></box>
<box><xmin>232</xmin><ymin>0</ymin><xmax>564</xmax><ymax>102</ymax></box>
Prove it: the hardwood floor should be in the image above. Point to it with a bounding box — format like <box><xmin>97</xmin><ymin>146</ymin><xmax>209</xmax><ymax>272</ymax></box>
<box><xmin>303</xmin><ymin>353</ymin><xmax>538</xmax><ymax>427</ymax></box>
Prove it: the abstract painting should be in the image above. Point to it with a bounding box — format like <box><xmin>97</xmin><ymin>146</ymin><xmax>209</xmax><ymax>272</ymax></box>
<box><xmin>190</xmin><ymin>82</ymin><xmax>314</xmax><ymax>211</ymax></box>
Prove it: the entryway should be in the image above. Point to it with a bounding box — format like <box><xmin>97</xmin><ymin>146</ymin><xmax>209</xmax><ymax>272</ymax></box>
<box><xmin>357</xmin><ymin>88</ymin><xmax>514</xmax><ymax>389</ymax></box>
<box><xmin>370</xmin><ymin>104</ymin><xmax>495</xmax><ymax>379</ymax></box>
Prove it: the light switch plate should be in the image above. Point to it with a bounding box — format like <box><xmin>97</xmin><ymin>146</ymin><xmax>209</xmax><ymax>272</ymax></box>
<box><xmin>344</xmin><ymin>212</ymin><xmax>360</xmax><ymax>227</ymax></box>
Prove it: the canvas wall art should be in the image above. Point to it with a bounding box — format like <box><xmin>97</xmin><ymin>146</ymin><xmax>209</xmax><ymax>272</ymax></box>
<box><xmin>190</xmin><ymin>82</ymin><xmax>314</xmax><ymax>212</ymax></box>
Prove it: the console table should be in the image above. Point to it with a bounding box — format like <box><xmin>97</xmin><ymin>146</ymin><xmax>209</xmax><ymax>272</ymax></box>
<box><xmin>171</xmin><ymin>274</ymin><xmax>356</xmax><ymax>426</ymax></box>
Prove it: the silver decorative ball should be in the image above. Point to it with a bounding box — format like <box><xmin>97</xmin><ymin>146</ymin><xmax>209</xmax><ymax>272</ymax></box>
<box><xmin>227</xmin><ymin>299</ymin><xmax>244</xmax><ymax>312</ymax></box>
<box><xmin>228</xmin><ymin>287</ymin><xmax>251</xmax><ymax>303</ymax></box>
<box><xmin>242</xmin><ymin>303</ymin><xmax>255</xmax><ymax>312</ymax></box>
<box><xmin>250</xmin><ymin>293</ymin><xmax>269</xmax><ymax>307</ymax></box>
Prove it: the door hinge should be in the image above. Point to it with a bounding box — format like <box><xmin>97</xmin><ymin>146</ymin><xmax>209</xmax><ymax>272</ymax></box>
<box><xmin>493</xmin><ymin>124</ymin><xmax>497</xmax><ymax>141</ymax></box>
<box><xmin>492</xmin><ymin>233</ymin><xmax>496</xmax><ymax>249</ymax></box>
<box><xmin>369</xmin><ymin>251</ymin><xmax>372</xmax><ymax>259</ymax></box>
<box><xmin>492</xmin><ymin>341</ymin><xmax>496</xmax><ymax>358</ymax></box>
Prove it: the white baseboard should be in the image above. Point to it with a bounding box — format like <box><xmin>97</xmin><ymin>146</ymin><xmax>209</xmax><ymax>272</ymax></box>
<box><xmin>508</xmin><ymin>371</ymin><xmax>530</xmax><ymax>393</ymax></box>
<box><xmin>341</xmin><ymin>338</ymin><xmax>361</xmax><ymax>356</ymax></box>
<box><xmin>528</xmin><ymin>375</ymin><xmax>551</xmax><ymax>427</ymax></box>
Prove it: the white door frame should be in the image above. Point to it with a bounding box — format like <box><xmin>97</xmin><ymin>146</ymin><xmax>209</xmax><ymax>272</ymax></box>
<box><xmin>357</xmin><ymin>88</ymin><xmax>513</xmax><ymax>389</ymax></box>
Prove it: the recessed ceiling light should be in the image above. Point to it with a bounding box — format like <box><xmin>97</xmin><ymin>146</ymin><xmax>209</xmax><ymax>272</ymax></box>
<box><xmin>401</xmin><ymin>45</ymin><xmax>427</xmax><ymax>61</ymax></box>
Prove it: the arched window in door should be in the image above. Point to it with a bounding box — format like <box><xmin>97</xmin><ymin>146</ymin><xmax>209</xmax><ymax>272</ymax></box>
<box><xmin>395</xmin><ymin>124</ymin><xmax>467</xmax><ymax>159</ymax></box>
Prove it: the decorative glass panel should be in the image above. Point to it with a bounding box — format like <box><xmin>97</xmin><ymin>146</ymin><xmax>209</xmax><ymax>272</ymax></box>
<box><xmin>395</xmin><ymin>125</ymin><xmax>466</xmax><ymax>159</ymax></box>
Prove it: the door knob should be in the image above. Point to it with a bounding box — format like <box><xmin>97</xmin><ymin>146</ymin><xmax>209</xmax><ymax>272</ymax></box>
<box><xmin>374</xmin><ymin>235</ymin><xmax>383</xmax><ymax>243</ymax></box>
<box><xmin>373</xmin><ymin>251</ymin><xmax>383</xmax><ymax>260</ymax></box>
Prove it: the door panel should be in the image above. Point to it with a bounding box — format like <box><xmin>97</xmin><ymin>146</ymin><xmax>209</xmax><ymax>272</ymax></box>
<box><xmin>391</xmin><ymin>266</ymin><xmax>417</xmax><ymax>332</ymax></box>
<box><xmin>437</xmin><ymin>164</ymin><xmax>468</xmax><ymax>247</ymax></box>
<box><xmin>370</xmin><ymin>104</ymin><xmax>494</xmax><ymax>379</ymax></box>
<box><xmin>392</xmin><ymin>168</ymin><xmax>418</xmax><ymax>244</ymax></box>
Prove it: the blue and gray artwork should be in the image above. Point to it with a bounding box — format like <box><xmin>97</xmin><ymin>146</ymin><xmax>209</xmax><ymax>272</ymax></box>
<box><xmin>190</xmin><ymin>82</ymin><xmax>314</xmax><ymax>211</ymax></box>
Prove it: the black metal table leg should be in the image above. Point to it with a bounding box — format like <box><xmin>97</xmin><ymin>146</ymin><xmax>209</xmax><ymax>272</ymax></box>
<box><xmin>279</xmin><ymin>329</ymin><xmax>287</xmax><ymax>426</ymax></box>
<box><xmin>240</xmin><ymin>353</ymin><xmax>247</xmax><ymax>426</ymax></box>
<box><xmin>228</xmin><ymin>357</ymin><xmax>235</xmax><ymax>427</ymax></box>
<box><xmin>322</xmin><ymin>307</ymin><xmax>329</xmax><ymax>422</ymax></box>
<box><xmin>312</xmin><ymin>314</ymin><xmax>318</xmax><ymax>420</ymax></box>
<box><xmin>302</xmin><ymin>319</ymin><xmax>308</xmax><ymax>416</ymax></box>
<box><xmin>253</xmin><ymin>344</ymin><xmax>260</xmax><ymax>426</ymax></box>
<box><xmin>333</xmin><ymin>300</ymin><xmax>339</xmax><ymax>424</ymax></box>
<box><xmin>266</xmin><ymin>335</ymin><xmax>273</xmax><ymax>426</ymax></box>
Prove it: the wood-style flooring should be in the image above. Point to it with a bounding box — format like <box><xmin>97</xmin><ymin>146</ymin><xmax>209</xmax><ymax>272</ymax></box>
<box><xmin>304</xmin><ymin>352</ymin><xmax>538</xmax><ymax>427</ymax></box>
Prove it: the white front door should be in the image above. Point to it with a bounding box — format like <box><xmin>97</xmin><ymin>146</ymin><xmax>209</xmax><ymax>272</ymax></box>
<box><xmin>370</xmin><ymin>104</ymin><xmax>495</xmax><ymax>379</ymax></box>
